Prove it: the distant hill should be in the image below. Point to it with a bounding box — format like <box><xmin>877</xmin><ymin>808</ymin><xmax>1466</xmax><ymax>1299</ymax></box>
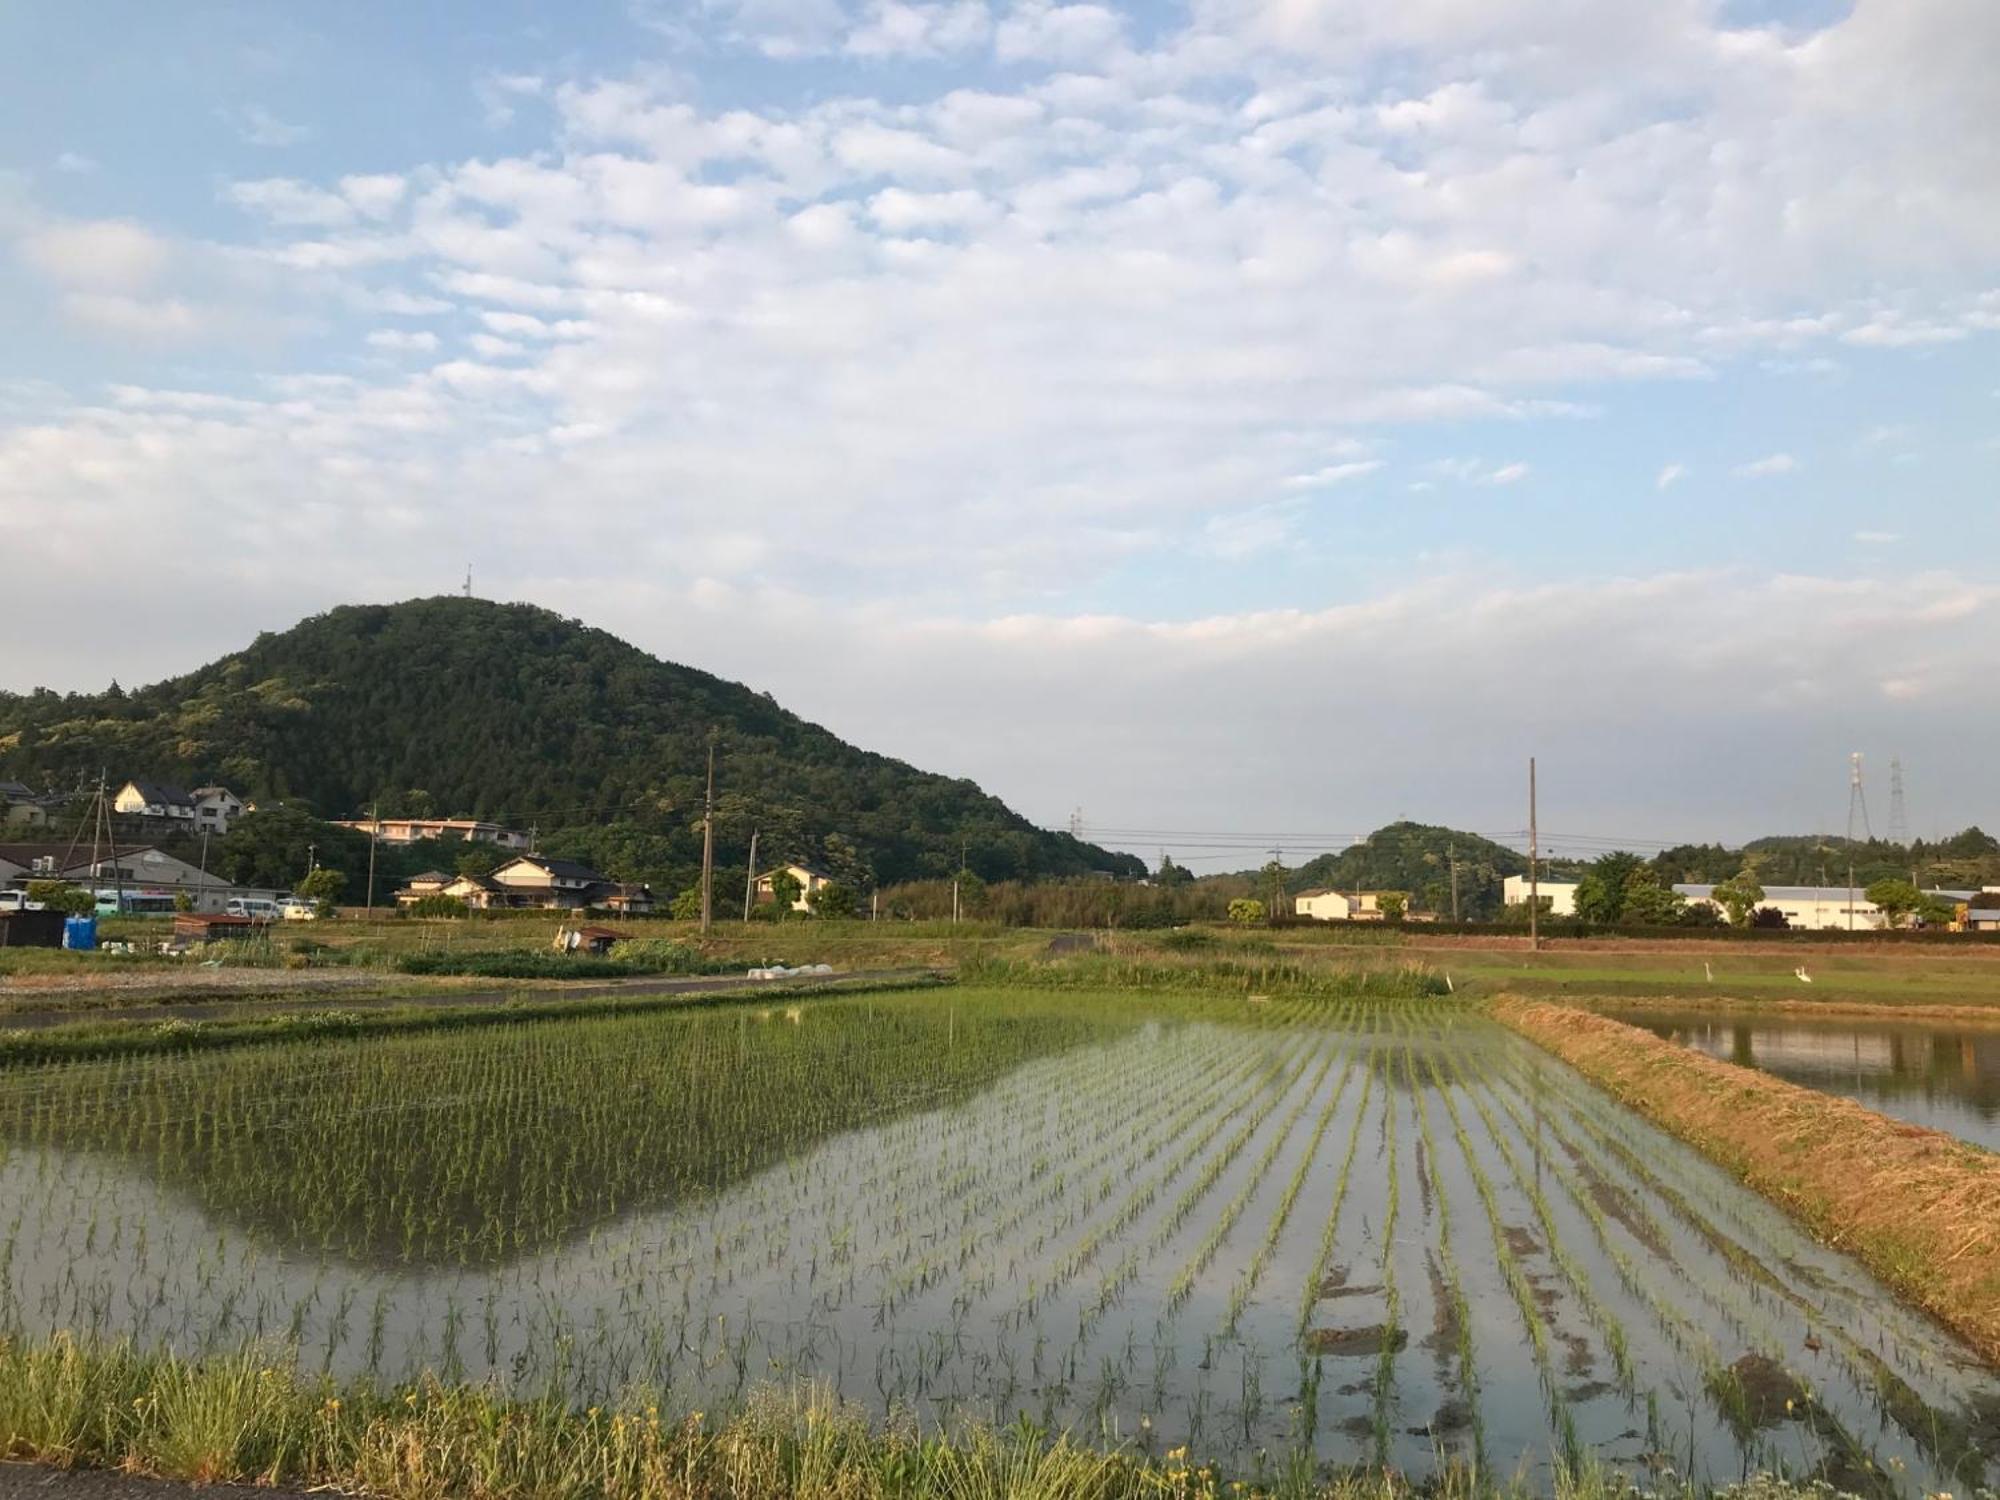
<box><xmin>0</xmin><ymin>597</ymin><xmax>1140</xmax><ymax>888</ymax></box>
<box><xmin>1284</xmin><ymin>822</ymin><xmax>1528</xmax><ymax>919</ymax></box>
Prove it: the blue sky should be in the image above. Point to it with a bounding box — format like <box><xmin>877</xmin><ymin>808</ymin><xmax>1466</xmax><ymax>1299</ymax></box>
<box><xmin>2</xmin><ymin>0</ymin><xmax>1995</xmax><ymax>855</ymax></box>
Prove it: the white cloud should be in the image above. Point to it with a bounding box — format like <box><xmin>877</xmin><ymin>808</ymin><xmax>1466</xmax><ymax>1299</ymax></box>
<box><xmin>1282</xmin><ymin>460</ymin><xmax>1382</xmax><ymax>489</ymax></box>
<box><xmin>53</xmin><ymin>151</ymin><xmax>97</xmax><ymax>174</ymax></box>
<box><xmin>1655</xmin><ymin>463</ymin><xmax>1685</xmax><ymax>490</ymax></box>
<box><xmin>846</xmin><ymin>0</ymin><xmax>992</xmax><ymax>56</ymax></box>
<box><xmin>18</xmin><ymin>219</ymin><xmax>169</xmax><ymax>291</ymax></box>
<box><xmin>339</xmin><ymin>174</ymin><xmax>408</xmax><ymax>219</ymax></box>
<box><xmin>1487</xmin><ymin>461</ymin><xmax>1530</xmax><ymax>485</ymax></box>
<box><xmin>223</xmin><ymin>104</ymin><xmax>310</xmax><ymax>148</ymax></box>
<box><xmin>225</xmin><ymin>178</ymin><xmax>356</xmax><ymax>228</ymax></box>
<box><xmin>365</xmin><ymin>328</ymin><xmax>440</xmax><ymax>353</ymax></box>
<box><xmin>994</xmin><ymin>1</ymin><xmax>1125</xmax><ymax>63</ymax></box>
<box><xmin>1854</xmin><ymin>530</ymin><xmax>1901</xmax><ymax>544</ymax></box>
<box><xmin>1735</xmin><ymin>452</ymin><xmax>1798</xmax><ymax>477</ymax></box>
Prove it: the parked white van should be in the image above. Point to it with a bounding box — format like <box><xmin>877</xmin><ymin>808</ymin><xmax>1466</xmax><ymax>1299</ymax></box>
<box><xmin>0</xmin><ymin>890</ymin><xmax>44</xmax><ymax>913</ymax></box>
<box><xmin>226</xmin><ymin>897</ymin><xmax>282</xmax><ymax>920</ymax></box>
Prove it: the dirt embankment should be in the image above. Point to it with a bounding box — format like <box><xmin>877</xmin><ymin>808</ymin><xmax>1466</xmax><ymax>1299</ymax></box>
<box><xmin>1492</xmin><ymin>995</ymin><xmax>2000</xmax><ymax>1367</ymax></box>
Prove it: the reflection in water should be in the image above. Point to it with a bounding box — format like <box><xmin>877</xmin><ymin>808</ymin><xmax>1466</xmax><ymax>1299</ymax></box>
<box><xmin>1619</xmin><ymin>1010</ymin><xmax>2000</xmax><ymax>1153</ymax></box>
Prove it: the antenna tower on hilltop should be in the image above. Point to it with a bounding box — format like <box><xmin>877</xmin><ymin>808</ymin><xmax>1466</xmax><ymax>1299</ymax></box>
<box><xmin>1888</xmin><ymin>756</ymin><xmax>1909</xmax><ymax>847</ymax></box>
<box><xmin>1846</xmin><ymin>752</ymin><xmax>1873</xmax><ymax>844</ymax></box>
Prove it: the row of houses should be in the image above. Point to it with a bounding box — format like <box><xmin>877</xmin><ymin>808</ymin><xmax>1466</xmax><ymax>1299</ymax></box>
<box><xmin>1499</xmin><ymin>875</ymin><xmax>2000</xmax><ymax>931</ymax></box>
<box><xmin>393</xmin><ymin>859</ymin><xmax>840</xmax><ymax>915</ymax></box>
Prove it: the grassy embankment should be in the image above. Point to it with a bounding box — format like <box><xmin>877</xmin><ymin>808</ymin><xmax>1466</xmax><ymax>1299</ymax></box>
<box><xmin>0</xmin><ymin>1337</ymin><xmax>1843</xmax><ymax>1500</ymax></box>
<box><xmin>1493</xmin><ymin>996</ymin><xmax>2000</xmax><ymax>1365</ymax></box>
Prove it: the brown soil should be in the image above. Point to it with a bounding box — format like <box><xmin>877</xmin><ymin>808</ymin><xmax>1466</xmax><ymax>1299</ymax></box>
<box><xmin>1304</xmin><ymin>1324</ymin><xmax>1410</xmax><ymax>1357</ymax></box>
<box><xmin>1494</xmin><ymin>995</ymin><xmax>2000</xmax><ymax>1366</ymax></box>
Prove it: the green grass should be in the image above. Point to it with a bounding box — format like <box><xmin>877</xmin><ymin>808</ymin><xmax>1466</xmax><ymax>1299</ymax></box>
<box><xmin>0</xmin><ymin>1334</ymin><xmax>1876</xmax><ymax>1500</ymax></box>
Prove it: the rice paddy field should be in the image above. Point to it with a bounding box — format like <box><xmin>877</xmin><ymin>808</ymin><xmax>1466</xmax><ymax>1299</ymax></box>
<box><xmin>2</xmin><ymin>984</ymin><xmax>1997</xmax><ymax>1495</ymax></box>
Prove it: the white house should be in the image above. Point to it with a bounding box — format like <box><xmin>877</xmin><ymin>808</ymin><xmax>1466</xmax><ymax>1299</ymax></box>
<box><xmin>487</xmin><ymin>854</ymin><xmax>611</xmax><ymax>910</ymax></box>
<box><xmin>1294</xmin><ymin>889</ymin><xmax>1404</xmax><ymax>921</ymax></box>
<box><xmin>190</xmin><ymin>786</ymin><xmax>244</xmax><ymax>835</ymax></box>
<box><xmin>1502</xmin><ymin>875</ymin><xmax>1578</xmax><ymax>917</ymax></box>
<box><xmin>335</xmin><ymin>816</ymin><xmax>531</xmax><ymax>849</ymax></box>
<box><xmin>114</xmin><ymin>779</ymin><xmax>196</xmax><ymax>824</ymax></box>
<box><xmin>0</xmin><ymin>782</ymin><xmax>49</xmax><ymax>828</ymax></box>
<box><xmin>754</xmin><ymin>863</ymin><xmax>837</xmax><ymax>912</ymax></box>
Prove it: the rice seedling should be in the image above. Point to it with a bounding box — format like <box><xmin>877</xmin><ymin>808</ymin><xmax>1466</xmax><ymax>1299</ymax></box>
<box><xmin>0</xmin><ymin>983</ymin><xmax>1993</xmax><ymax>1494</ymax></box>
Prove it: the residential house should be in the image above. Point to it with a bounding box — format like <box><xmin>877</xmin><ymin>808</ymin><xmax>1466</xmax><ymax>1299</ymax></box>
<box><xmin>190</xmin><ymin>786</ymin><xmax>244</xmax><ymax>835</ymax></box>
<box><xmin>336</xmin><ymin>817</ymin><xmax>531</xmax><ymax>849</ymax></box>
<box><xmin>1501</xmin><ymin>875</ymin><xmax>1579</xmax><ymax>917</ymax></box>
<box><xmin>753</xmin><ymin>863</ymin><xmax>837</xmax><ymax>913</ymax></box>
<box><xmin>393</xmin><ymin>871</ymin><xmax>455</xmax><ymax>908</ymax></box>
<box><xmin>114</xmin><ymin>779</ymin><xmax>197</xmax><ymax>825</ymax></box>
<box><xmin>599</xmin><ymin>882</ymin><xmax>656</xmax><ymax>916</ymax></box>
<box><xmin>0</xmin><ymin>782</ymin><xmax>51</xmax><ymax>828</ymax></box>
<box><xmin>490</xmin><ymin>854</ymin><xmax>604</xmax><ymax>909</ymax></box>
<box><xmin>1293</xmin><ymin>889</ymin><xmax>1407</xmax><ymax>922</ymax></box>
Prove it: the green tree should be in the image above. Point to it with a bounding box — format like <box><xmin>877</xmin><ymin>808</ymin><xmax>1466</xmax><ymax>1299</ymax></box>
<box><xmin>1619</xmin><ymin>874</ymin><xmax>1686</xmax><ymax>926</ymax></box>
<box><xmin>172</xmin><ymin>889</ymin><xmax>194</xmax><ymax>914</ymax></box>
<box><xmin>26</xmin><ymin>880</ymin><xmax>93</xmax><ymax>916</ymax></box>
<box><xmin>670</xmin><ymin>885</ymin><xmax>703</xmax><ymax>921</ymax></box>
<box><xmin>1573</xmin><ymin>851</ymin><xmax>1645</xmax><ymax>924</ymax></box>
<box><xmin>297</xmin><ymin>866</ymin><xmax>346</xmax><ymax>917</ymax></box>
<box><xmin>406</xmin><ymin>893</ymin><xmax>468</xmax><ymax>919</ymax></box>
<box><xmin>1227</xmin><ymin>897</ymin><xmax>1265</xmax><ymax>925</ymax></box>
<box><xmin>766</xmin><ymin>869</ymin><xmax>803</xmax><ymax>912</ymax></box>
<box><xmin>1376</xmin><ymin>891</ymin><xmax>1407</xmax><ymax>922</ymax></box>
<box><xmin>1155</xmin><ymin>854</ymin><xmax>1194</xmax><ymax>888</ymax></box>
<box><xmin>455</xmin><ymin>845</ymin><xmax>503</xmax><ymax>879</ymax></box>
<box><xmin>807</xmin><ymin>881</ymin><xmax>859</xmax><ymax>918</ymax></box>
<box><xmin>1864</xmin><ymin>878</ymin><xmax>1923</xmax><ymax>929</ymax></box>
<box><xmin>1712</xmin><ymin>872</ymin><xmax>1765</xmax><ymax>928</ymax></box>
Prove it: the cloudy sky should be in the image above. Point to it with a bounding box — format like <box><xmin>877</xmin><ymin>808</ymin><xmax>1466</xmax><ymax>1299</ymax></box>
<box><xmin>2</xmin><ymin>0</ymin><xmax>1995</xmax><ymax>864</ymax></box>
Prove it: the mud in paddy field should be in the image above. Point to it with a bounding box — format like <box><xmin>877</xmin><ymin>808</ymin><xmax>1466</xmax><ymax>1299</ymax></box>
<box><xmin>1</xmin><ymin>987</ymin><xmax>1995</xmax><ymax>1493</ymax></box>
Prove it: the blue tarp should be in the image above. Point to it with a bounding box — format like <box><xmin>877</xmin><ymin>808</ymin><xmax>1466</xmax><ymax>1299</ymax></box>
<box><xmin>62</xmin><ymin>915</ymin><xmax>97</xmax><ymax>951</ymax></box>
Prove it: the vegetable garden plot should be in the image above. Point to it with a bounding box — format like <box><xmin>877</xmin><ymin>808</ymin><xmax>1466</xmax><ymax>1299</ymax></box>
<box><xmin>0</xmin><ymin>988</ymin><xmax>1995</xmax><ymax>1493</ymax></box>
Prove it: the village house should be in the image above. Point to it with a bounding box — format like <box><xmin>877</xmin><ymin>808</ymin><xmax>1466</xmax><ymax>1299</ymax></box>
<box><xmin>1293</xmin><ymin>889</ymin><xmax>1406</xmax><ymax>921</ymax></box>
<box><xmin>393</xmin><ymin>856</ymin><xmax>651</xmax><ymax>913</ymax></box>
<box><xmin>336</xmin><ymin>816</ymin><xmax>532</xmax><ymax>849</ymax></box>
<box><xmin>191</xmin><ymin>786</ymin><xmax>244</xmax><ymax>834</ymax></box>
<box><xmin>0</xmin><ymin>781</ymin><xmax>51</xmax><ymax>828</ymax></box>
<box><xmin>114</xmin><ymin>779</ymin><xmax>197</xmax><ymax>825</ymax></box>
<box><xmin>1501</xmin><ymin>874</ymin><xmax>1579</xmax><ymax>917</ymax></box>
<box><xmin>753</xmin><ymin>863</ymin><xmax>837</xmax><ymax>912</ymax></box>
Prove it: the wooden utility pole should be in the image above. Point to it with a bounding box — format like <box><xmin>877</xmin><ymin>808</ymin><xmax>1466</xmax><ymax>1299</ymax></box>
<box><xmin>952</xmin><ymin>838</ymin><xmax>967</xmax><ymax>924</ymax></box>
<box><xmin>1528</xmin><ymin>757</ymin><xmax>1540</xmax><ymax>952</ymax></box>
<box><xmin>365</xmin><ymin>803</ymin><xmax>380</xmax><ymax>917</ymax></box>
<box><xmin>742</xmin><ymin>828</ymin><xmax>758</xmax><ymax>923</ymax></box>
<box><xmin>700</xmin><ymin>739</ymin><xmax>716</xmax><ymax>934</ymax></box>
<box><xmin>1449</xmin><ymin>841</ymin><xmax>1460</xmax><ymax>924</ymax></box>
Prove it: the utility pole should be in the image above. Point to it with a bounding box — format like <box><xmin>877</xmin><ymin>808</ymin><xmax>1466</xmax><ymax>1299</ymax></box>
<box><xmin>1528</xmin><ymin>757</ymin><xmax>1540</xmax><ymax>952</ymax></box>
<box><xmin>365</xmin><ymin>803</ymin><xmax>380</xmax><ymax>917</ymax></box>
<box><xmin>1848</xmin><ymin>858</ymin><xmax>1856</xmax><ymax>932</ymax></box>
<box><xmin>699</xmin><ymin>737</ymin><xmax>716</xmax><ymax>935</ymax></box>
<box><xmin>1449</xmin><ymin>841</ymin><xmax>1460</xmax><ymax>924</ymax></box>
<box><xmin>742</xmin><ymin>828</ymin><xmax>759</xmax><ymax>923</ymax></box>
<box><xmin>952</xmin><ymin>838</ymin><xmax>967</xmax><ymax>924</ymax></box>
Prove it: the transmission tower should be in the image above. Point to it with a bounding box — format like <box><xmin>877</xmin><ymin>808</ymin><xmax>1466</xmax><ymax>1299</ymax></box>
<box><xmin>1067</xmin><ymin>806</ymin><xmax>1084</xmax><ymax>837</ymax></box>
<box><xmin>1846</xmin><ymin>752</ymin><xmax>1873</xmax><ymax>843</ymax></box>
<box><xmin>1888</xmin><ymin>757</ymin><xmax>1909</xmax><ymax>847</ymax></box>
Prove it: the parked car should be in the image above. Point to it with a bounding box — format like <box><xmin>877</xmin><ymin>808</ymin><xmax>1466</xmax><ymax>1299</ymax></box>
<box><xmin>225</xmin><ymin>897</ymin><xmax>282</xmax><ymax>920</ymax></box>
<box><xmin>0</xmin><ymin>890</ymin><xmax>45</xmax><ymax>912</ymax></box>
<box><xmin>281</xmin><ymin>898</ymin><xmax>319</xmax><ymax>921</ymax></box>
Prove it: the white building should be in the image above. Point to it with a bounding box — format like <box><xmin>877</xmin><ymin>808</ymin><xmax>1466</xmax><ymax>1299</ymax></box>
<box><xmin>0</xmin><ymin>842</ymin><xmax>264</xmax><ymax>914</ymax></box>
<box><xmin>754</xmin><ymin>863</ymin><xmax>837</xmax><ymax>912</ymax></box>
<box><xmin>190</xmin><ymin>786</ymin><xmax>244</xmax><ymax>835</ymax></box>
<box><xmin>1294</xmin><ymin>889</ymin><xmax>1403</xmax><ymax>921</ymax></box>
<box><xmin>336</xmin><ymin>816</ymin><xmax>531</xmax><ymax>849</ymax></box>
<box><xmin>114</xmin><ymin>779</ymin><xmax>196</xmax><ymax>824</ymax></box>
<box><xmin>1502</xmin><ymin>875</ymin><xmax>1578</xmax><ymax>917</ymax></box>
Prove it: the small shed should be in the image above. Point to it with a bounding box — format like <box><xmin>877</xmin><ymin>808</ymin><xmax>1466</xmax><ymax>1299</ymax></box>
<box><xmin>0</xmin><ymin>909</ymin><xmax>65</xmax><ymax>948</ymax></box>
<box><xmin>174</xmin><ymin>912</ymin><xmax>264</xmax><ymax>944</ymax></box>
<box><xmin>572</xmin><ymin>924</ymin><xmax>625</xmax><ymax>956</ymax></box>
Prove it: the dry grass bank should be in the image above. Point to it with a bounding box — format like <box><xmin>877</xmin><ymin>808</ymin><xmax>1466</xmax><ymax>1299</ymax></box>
<box><xmin>1492</xmin><ymin>996</ymin><xmax>2000</xmax><ymax>1365</ymax></box>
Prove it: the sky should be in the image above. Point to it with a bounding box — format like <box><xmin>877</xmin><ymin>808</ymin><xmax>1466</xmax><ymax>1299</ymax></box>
<box><xmin>1</xmin><ymin>0</ymin><xmax>1996</xmax><ymax>867</ymax></box>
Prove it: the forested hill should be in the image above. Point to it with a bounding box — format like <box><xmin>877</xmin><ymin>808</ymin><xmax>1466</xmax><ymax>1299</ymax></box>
<box><xmin>1285</xmin><ymin>822</ymin><xmax>1528</xmax><ymax>919</ymax></box>
<box><xmin>0</xmin><ymin>598</ymin><xmax>1140</xmax><ymax>886</ymax></box>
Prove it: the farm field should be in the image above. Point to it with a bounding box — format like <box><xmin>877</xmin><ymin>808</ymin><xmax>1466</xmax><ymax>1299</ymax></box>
<box><xmin>2</xmin><ymin>984</ymin><xmax>1996</xmax><ymax>1494</ymax></box>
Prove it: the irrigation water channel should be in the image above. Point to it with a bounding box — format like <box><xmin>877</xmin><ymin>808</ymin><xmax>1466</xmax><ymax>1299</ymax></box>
<box><xmin>1</xmin><ymin>989</ymin><xmax>1996</xmax><ymax>1492</ymax></box>
<box><xmin>1608</xmin><ymin>1008</ymin><xmax>2000</xmax><ymax>1154</ymax></box>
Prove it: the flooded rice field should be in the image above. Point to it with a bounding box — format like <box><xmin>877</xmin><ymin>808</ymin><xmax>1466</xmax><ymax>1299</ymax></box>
<box><xmin>1</xmin><ymin>988</ymin><xmax>1996</xmax><ymax>1492</ymax></box>
<box><xmin>1610</xmin><ymin>1008</ymin><xmax>2000</xmax><ymax>1153</ymax></box>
